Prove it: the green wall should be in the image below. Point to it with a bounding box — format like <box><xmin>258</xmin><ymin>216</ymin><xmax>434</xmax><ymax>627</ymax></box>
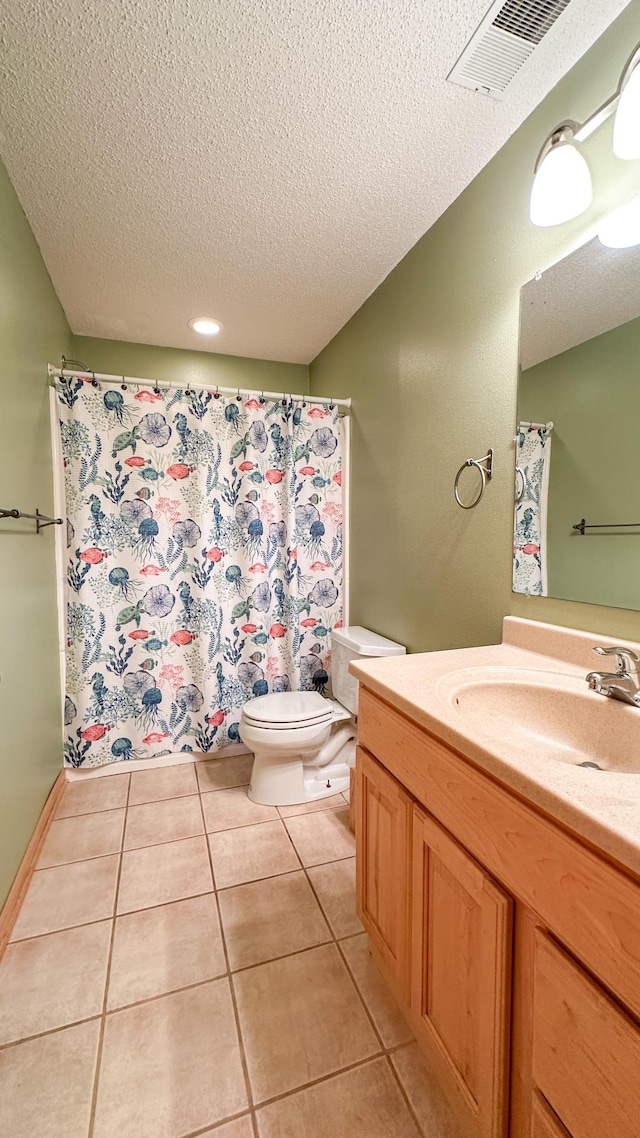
<box><xmin>310</xmin><ymin>1</ymin><xmax>640</xmax><ymax>652</ymax></box>
<box><xmin>70</xmin><ymin>336</ymin><xmax>308</xmax><ymax>394</ymax></box>
<box><xmin>0</xmin><ymin>158</ymin><xmax>71</xmax><ymax>904</ymax></box>
<box><xmin>519</xmin><ymin>315</ymin><xmax>640</xmax><ymax>610</ymax></box>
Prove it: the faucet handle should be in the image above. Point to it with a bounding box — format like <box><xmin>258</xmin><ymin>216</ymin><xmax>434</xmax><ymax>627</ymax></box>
<box><xmin>593</xmin><ymin>645</ymin><xmax>640</xmax><ymax>674</ymax></box>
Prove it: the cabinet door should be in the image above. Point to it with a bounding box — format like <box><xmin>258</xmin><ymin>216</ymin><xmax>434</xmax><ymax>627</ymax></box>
<box><xmin>531</xmin><ymin>931</ymin><xmax>640</xmax><ymax>1138</ymax></box>
<box><xmin>411</xmin><ymin>807</ymin><xmax>512</xmax><ymax>1138</ymax></box>
<box><xmin>355</xmin><ymin>747</ymin><xmax>412</xmax><ymax>998</ymax></box>
<box><xmin>531</xmin><ymin>1094</ymin><xmax>572</xmax><ymax>1138</ymax></box>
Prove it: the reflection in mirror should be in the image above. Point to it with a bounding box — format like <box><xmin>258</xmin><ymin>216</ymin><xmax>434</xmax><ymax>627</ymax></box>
<box><xmin>514</xmin><ymin>238</ymin><xmax>640</xmax><ymax>610</ymax></box>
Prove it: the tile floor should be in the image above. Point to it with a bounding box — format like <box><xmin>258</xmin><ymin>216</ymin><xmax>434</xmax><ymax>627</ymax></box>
<box><xmin>0</xmin><ymin>758</ymin><xmax>462</xmax><ymax>1138</ymax></box>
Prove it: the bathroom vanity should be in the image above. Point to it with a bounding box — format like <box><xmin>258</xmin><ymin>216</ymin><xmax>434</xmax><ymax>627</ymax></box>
<box><xmin>351</xmin><ymin>618</ymin><xmax>640</xmax><ymax>1138</ymax></box>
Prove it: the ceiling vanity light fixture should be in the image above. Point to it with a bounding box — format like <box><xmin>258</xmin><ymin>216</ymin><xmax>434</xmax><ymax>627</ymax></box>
<box><xmin>188</xmin><ymin>317</ymin><xmax>222</xmax><ymax>335</ymax></box>
<box><xmin>612</xmin><ymin>49</ymin><xmax>640</xmax><ymax>160</ymax></box>
<box><xmin>529</xmin><ymin>125</ymin><xmax>592</xmax><ymax>227</ymax></box>
<box><xmin>597</xmin><ymin>195</ymin><xmax>640</xmax><ymax>249</ymax></box>
<box><xmin>530</xmin><ymin>44</ymin><xmax>640</xmax><ymax>228</ymax></box>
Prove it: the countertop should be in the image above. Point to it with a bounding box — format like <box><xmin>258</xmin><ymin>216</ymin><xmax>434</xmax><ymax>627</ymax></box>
<box><xmin>350</xmin><ymin>616</ymin><xmax>640</xmax><ymax>878</ymax></box>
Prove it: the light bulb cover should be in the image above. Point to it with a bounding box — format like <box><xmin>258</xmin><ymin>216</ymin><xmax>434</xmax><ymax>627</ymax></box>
<box><xmin>613</xmin><ymin>60</ymin><xmax>640</xmax><ymax>160</ymax></box>
<box><xmin>188</xmin><ymin>317</ymin><xmax>222</xmax><ymax>335</ymax></box>
<box><xmin>529</xmin><ymin>128</ymin><xmax>592</xmax><ymax>227</ymax></box>
<box><xmin>598</xmin><ymin>195</ymin><xmax>640</xmax><ymax>248</ymax></box>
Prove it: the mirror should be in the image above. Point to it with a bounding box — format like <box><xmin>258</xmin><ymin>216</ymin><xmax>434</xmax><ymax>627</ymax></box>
<box><xmin>514</xmin><ymin>237</ymin><xmax>640</xmax><ymax>610</ymax></box>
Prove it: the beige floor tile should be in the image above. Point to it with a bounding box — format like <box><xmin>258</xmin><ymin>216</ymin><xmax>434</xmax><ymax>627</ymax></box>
<box><xmin>202</xmin><ymin>786</ymin><xmax>278</xmax><ymax>832</ymax></box>
<box><xmin>284</xmin><ymin>807</ymin><xmax>354</xmax><ymax>866</ymax></box>
<box><xmin>219</xmin><ymin>871</ymin><xmax>330</xmax><ymax>970</ymax></box>
<box><xmin>117</xmin><ymin>835</ymin><xmax>213</xmax><ymax>914</ymax></box>
<box><xmin>277</xmin><ymin>792</ymin><xmax>346</xmax><ymax>818</ymax></box>
<box><xmin>199</xmin><ymin>1118</ymin><xmax>255</xmax><ymax>1138</ymax></box>
<box><xmin>209</xmin><ymin>820</ymin><xmax>299</xmax><ymax>889</ymax></box>
<box><xmin>37</xmin><ymin>808</ymin><xmax>125</xmax><ymax>868</ymax></box>
<box><xmin>108</xmin><ymin>894</ymin><xmax>226</xmax><ymax>1009</ymax></box>
<box><xmin>256</xmin><ymin>1056</ymin><xmax>421</xmax><ymax>1137</ymax></box>
<box><xmin>340</xmin><ymin>933</ymin><xmax>413</xmax><ymax>1047</ymax></box>
<box><xmin>123</xmin><ymin>794</ymin><xmax>204</xmax><ymax>850</ymax></box>
<box><xmin>307</xmin><ymin>856</ymin><xmax>362</xmax><ymax>939</ymax></box>
<box><xmin>10</xmin><ymin>855</ymin><xmax>120</xmax><ymax>941</ymax></box>
<box><xmin>0</xmin><ymin>920</ymin><xmax>111</xmax><ymax>1044</ymax></box>
<box><xmin>391</xmin><ymin>1043</ymin><xmax>465</xmax><ymax>1138</ymax></box>
<box><xmin>94</xmin><ymin>979</ymin><xmax>248</xmax><ymax>1138</ymax></box>
<box><xmin>128</xmin><ymin>761</ymin><xmax>198</xmax><ymax>805</ymax></box>
<box><xmin>233</xmin><ymin>943</ymin><xmax>379</xmax><ymax>1102</ymax></box>
<box><xmin>197</xmin><ymin>753</ymin><xmax>254</xmax><ymax>793</ymax></box>
<box><xmin>0</xmin><ymin>1018</ymin><xmax>100</xmax><ymax>1138</ymax></box>
<box><xmin>56</xmin><ymin>773</ymin><xmax>130</xmax><ymax>817</ymax></box>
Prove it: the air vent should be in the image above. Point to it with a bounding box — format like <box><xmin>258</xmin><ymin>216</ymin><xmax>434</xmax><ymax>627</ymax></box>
<box><xmin>448</xmin><ymin>0</ymin><xmax>572</xmax><ymax>99</ymax></box>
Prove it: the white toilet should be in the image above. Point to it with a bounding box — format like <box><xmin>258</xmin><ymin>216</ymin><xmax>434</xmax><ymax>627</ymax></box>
<box><xmin>241</xmin><ymin>626</ymin><xmax>406</xmax><ymax>806</ymax></box>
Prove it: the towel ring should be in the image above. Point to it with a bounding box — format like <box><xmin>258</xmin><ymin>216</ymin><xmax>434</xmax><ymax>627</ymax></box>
<box><xmin>454</xmin><ymin>450</ymin><xmax>493</xmax><ymax>509</ymax></box>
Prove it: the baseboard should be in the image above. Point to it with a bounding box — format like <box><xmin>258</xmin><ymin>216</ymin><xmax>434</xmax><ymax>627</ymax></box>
<box><xmin>0</xmin><ymin>772</ymin><xmax>66</xmax><ymax>959</ymax></box>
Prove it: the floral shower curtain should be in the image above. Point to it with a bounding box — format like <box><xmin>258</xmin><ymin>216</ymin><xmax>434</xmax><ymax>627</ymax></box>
<box><xmin>54</xmin><ymin>377</ymin><xmax>344</xmax><ymax>767</ymax></box>
<box><xmin>513</xmin><ymin>424</ymin><xmax>552</xmax><ymax>596</ymax></box>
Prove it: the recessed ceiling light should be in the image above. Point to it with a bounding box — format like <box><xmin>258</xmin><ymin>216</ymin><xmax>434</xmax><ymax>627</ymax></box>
<box><xmin>188</xmin><ymin>317</ymin><xmax>222</xmax><ymax>335</ymax></box>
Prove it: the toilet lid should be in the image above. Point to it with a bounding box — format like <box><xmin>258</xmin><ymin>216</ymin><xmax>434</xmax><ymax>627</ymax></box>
<box><xmin>242</xmin><ymin>690</ymin><xmax>332</xmax><ymax>728</ymax></box>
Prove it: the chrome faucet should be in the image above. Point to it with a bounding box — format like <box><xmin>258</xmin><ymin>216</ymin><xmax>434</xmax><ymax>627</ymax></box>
<box><xmin>586</xmin><ymin>646</ymin><xmax>640</xmax><ymax>707</ymax></box>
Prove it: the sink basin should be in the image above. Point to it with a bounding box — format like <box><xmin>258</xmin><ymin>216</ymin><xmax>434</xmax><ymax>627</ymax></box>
<box><xmin>437</xmin><ymin>667</ymin><xmax>640</xmax><ymax>775</ymax></box>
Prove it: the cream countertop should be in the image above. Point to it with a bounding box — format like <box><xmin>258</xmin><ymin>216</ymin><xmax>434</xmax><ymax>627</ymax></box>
<box><xmin>349</xmin><ymin>616</ymin><xmax>640</xmax><ymax>878</ymax></box>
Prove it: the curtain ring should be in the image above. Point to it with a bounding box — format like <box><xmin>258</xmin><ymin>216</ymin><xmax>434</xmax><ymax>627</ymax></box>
<box><xmin>329</xmin><ymin>396</ymin><xmax>335</xmax><ymax>410</ymax></box>
<box><xmin>153</xmin><ymin>380</ymin><xmax>161</xmax><ymax>396</ymax></box>
<box><xmin>185</xmin><ymin>380</ymin><xmax>192</xmax><ymax>396</ymax></box>
<box><xmin>214</xmin><ymin>385</ymin><xmax>220</xmax><ymax>399</ymax></box>
<box><xmin>121</xmin><ymin>376</ymin><xmax>127</xmax><ymax>391</ymax></box>
<box><xmin>302</xmin><ymin>397</ymin><xmax>306</xmax><ymax>407</ymax></box>
<box><xmin>91</xmin><ymin>371</ymin><xmax>99</xmax><ymax>388</ymax></box>
<box><xmin>260</xmin><ymin>391</ymin><xmax>265</xmax><ymax>405</ymax></box>
<box><xmin>236</xmin><ymin>388</ymin><xmax>242</xmax><ymax>402</ymax></box>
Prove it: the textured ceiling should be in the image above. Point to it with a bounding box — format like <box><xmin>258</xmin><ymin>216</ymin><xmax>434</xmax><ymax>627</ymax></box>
<box><xmin>0</xmin><ymin>0</ymin><xmax>630</xmax><ymax>364</ymax></box>
<box><xmin>521</xmin><ymin>237</ymin><xmax>640</xmax><ymax>370</ymax></box>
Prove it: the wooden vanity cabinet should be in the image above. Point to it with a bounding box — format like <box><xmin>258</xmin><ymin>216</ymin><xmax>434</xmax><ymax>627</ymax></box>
<box><xmin>411</xmin><ymin>807</ymin><xmax>512</xmax><ymax>1138</ymax></box>
<box><xmin>355</xmin><ymin>686</ymin><xmax>640</xmax><ymax>1138</ymax></box>
<box><xmin>355</xmin><ymin>747</ymin><xmax>412</xmax><ymax>999</ymax></box>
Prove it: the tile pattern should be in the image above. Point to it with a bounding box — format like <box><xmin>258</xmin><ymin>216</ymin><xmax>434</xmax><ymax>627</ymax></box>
<box><xmin>0</xmin><ymin>757</ymin><xmax>451</xmax><ymax>1137</ymax></box>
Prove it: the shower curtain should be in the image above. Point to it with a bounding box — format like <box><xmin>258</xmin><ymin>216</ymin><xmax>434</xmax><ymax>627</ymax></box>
<box><xmin>513</xmin><ymin>424</ymin><xmax>552</xmax><ymax>596</ymax></box>
<box><xmin>54</xmin><ymin>377</ymin><xmax>344</xmax><ymax>767</ymax></box>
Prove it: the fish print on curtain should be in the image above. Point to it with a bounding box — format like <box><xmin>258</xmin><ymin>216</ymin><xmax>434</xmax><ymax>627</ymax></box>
<box><xmin>55</xmin><ymin>379</ymin><xmax>343</xmax><ymax>767</ymax></box>
<box><xmin>513</xmin><ymin>424</ymin><xmax>551</xmax><ymax>596</ymax></box>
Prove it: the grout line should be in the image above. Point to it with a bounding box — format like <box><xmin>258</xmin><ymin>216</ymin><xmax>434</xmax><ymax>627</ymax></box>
<box><xmin>0</xmin><ymin>1013</ymin><xmax>104</xmax><ymax>1052</ymax></box>
<box><xmin>196</xmin><ymin>774</ymin><xmax>260</xmax><ymax>1138</ymax></box>
<box><xmin>384</xmin><ymin>1051</ymin><xmax>427</xmax><ymax>1138</ymax></box>
<box><xmin>86</xmin><ymin>771</ymin><xmax>132</xmax><ymax>1138</ymax></box>
<box><xmin>251</xmin><ymin>1050</ymin><xmax>387</xmax><ymax>1112</ymax></box>
<box><xmin>180</xmin><ymin>1110</ymin><xmax>256</xmax><ymax>1138</ymax></box>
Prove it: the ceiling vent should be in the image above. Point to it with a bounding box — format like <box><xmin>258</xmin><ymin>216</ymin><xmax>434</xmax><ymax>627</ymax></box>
<box><xmin>448</xmin><ymin>0</ymin><xmax>573</xmax><ymax>99</ymax></box>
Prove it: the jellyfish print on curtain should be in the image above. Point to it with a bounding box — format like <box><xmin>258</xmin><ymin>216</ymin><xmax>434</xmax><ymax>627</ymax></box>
<box><xmin>513</xmin><ymin>424</ymin><xmax>552</xmax><ymax>596</ymax></box>
<box><xmin>55</xmin><ymin>378</ymin><xmax>344</xmax><ymax>767</ymax></box>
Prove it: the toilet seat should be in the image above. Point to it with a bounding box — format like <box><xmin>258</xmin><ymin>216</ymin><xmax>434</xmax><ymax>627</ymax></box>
<box><xmin>242</xmin><ymin>690</ymin><xmax>333</xmax><ymax>731</ymax></box>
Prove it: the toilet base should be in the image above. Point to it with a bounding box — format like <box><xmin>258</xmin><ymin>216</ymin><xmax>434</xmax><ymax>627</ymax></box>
<box><xmin>248</xmin><ymin>756</ymin><xmax>351</xmax><ymax>807</ymax></box>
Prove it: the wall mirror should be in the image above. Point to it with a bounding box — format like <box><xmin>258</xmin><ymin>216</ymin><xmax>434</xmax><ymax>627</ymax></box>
<box><xmin>514</xmin><ymin>237</ymin><xmax>640</xmax><ymax>610</ymax></box>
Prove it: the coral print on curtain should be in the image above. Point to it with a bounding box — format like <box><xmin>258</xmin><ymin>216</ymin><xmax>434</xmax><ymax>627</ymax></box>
<box><xmin>55</xmin><ymin>378</ymin><xmax>343</xmax><ymax>767</ymax></box>
<box><xmin>513</xmin><ymin>424</ymin><xmax>552</xmax><ymax>596</ymax></box>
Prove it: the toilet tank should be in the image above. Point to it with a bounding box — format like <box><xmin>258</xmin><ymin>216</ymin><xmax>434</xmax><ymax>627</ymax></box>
<box><xmin>330</xmin><ymin>626</ymin><xmax>406</xmax><ymax>714</ymax></box>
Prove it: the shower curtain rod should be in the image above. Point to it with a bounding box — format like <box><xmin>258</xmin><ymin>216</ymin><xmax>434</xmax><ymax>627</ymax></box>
<box><xmin>47</xmin><ymin>365</ymin><xmax>351</xmax><ymax>411</ymax></box>
<box><xmin>518</xmin><ymin>420</ymin><xmax>553</xmax><ymax>432</ymax></box>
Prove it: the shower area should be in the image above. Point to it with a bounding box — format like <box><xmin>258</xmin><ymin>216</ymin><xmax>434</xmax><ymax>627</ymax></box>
<box><xmin>48</xmin><ymin>365</ymin><xmax>350</xmax><ymax>769</ymax></box>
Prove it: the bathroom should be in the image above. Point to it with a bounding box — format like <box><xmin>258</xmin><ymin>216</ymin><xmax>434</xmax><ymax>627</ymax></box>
<box><xmin>2</xmin><ymin>1</ymin><xmax>640</xmax><ymax>1135</ymax></box>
